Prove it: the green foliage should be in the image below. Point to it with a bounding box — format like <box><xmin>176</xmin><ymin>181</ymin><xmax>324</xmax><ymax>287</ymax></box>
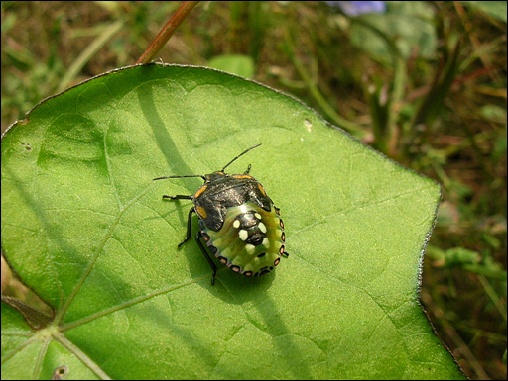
<box><xmin>464</xmin><ymin>1</ymin><xmax>508</xmax><ymax>23</ymax></box>
<box><xmin>1</xmin><ymin>64</ymin><xmax>463</xmax><ymax>379</ymax></box>
<box><xmin>208</xmin><ymin>54</ymin><xmax>255</xmax><ymax>78</ymax></box>
<box><xmin>349</xmin><ymin>1</ymin><xmax>437</xmax><ymax>63</ymax></box>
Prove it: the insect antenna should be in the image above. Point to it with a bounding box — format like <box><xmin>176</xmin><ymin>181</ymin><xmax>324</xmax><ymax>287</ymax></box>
<box><xmin>153</xmin><ymin>174</ymin><xmax>205</xmax><ymax>181</ymax></box>
<box><xmin>153</xmin><ymin>143</ymin><xmax>261</xmax><ymax>181</ymax></box>
<box><xmin>221</xmin><ymin>143</ymin><xmax>262</xmax><ymax>172</ymax></box>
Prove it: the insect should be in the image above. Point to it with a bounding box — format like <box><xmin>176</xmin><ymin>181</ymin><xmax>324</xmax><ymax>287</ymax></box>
<box><xmin>154</xmin><ymin>143</ymin><xmax>288</xmax><ymax>285</ymax></box>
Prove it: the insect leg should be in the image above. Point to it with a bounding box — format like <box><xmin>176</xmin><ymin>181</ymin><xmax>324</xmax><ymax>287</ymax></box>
<box><xmin>244</xmin><ymin>163</ymin><xmax>252</xmax><ymax>174</ymax></box>
<box><xmin>162</xmin><ymin>194</ymin><xmax>193</xmax><ymax>200</ymax></box>
<box><xmin>174</xmin><ymin>207</ymin><xmax>196</xmax><ymax>247</ymax></box>
<box><xmin>195</xmin><ymin>231</ymin><xmax>217</xmax><ymax>285</ymax></box>
<box><xmin>161</xmin><ymin>195</ymin><xmax>194</xmax><ymax>246</ymax></box>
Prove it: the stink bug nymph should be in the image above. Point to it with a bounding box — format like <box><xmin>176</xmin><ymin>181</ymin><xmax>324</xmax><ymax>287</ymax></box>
<box><xmin>154</xmin><ymin>143</ymin><xmax>288</xmax><ymax>285</ymax></box>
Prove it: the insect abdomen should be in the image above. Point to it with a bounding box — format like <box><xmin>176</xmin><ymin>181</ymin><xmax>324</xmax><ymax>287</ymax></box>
<box><xmin>200</xmin><ymin>202</ymin><xmax>286</xmax><ymax>277</ymax></box>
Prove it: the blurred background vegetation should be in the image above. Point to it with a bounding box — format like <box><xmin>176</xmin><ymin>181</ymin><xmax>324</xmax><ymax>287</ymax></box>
<box><xmin>1</xmin><ymin>1</ymin><xmax>506</xmax><ymax>379</ymax></box>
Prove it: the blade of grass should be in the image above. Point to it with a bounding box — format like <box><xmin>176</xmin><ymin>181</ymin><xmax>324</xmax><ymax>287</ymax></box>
<box><xmin>412</xmin><ymin>40</ymin><xmax>461</xmax><ymax>129</ymax></box>
<box><xmin>283</xmin><ymin>27</ymin><xmax>367</xmax><ymax>138</ymax></box>
<box><xmin>351</xmin><ymin>18</ymin><xmax>407</xmax><ymax>156</ymax></box>
<box><xmin>478</xmin><ymin>274</ymin><xmax>507</xmax><ymax>322</ymax></box>
<box><xmin>58</xmin><ymin>19</ymin><xmax>125</xmax><ymax>92</ymax></box>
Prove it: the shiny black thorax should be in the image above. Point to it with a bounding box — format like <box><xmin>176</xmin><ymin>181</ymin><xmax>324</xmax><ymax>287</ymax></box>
<box><xmin>193</xmin><ymin>171</ymin><xmax>273</xmax><ymax>232</ymax></box>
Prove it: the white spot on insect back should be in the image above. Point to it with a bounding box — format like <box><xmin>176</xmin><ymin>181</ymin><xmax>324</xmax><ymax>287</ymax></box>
<box><xmin>238</xmin><ymin>229</ymin><xmax>248</xmax><ymax>241</ymax></box>
<box><xmin>233</xmin><ymin>220</ymin><xmax>240</xmax><ymax>229</ymax></box>
<box><xmin>258</xmin><ymin>222</ymin><xmax>267</xmax><ymax>234</ymax></box>
<box><xmin>245</xmin><ymin>244</ymin><xmax>255</xmax><ymax>254</ymax></box>
<box><xmin>254</xmin><ymin>213</ymin><xmax>262</xmax><ymax>220</ymax></box>
<box><xmin>262</xmin><ymin>238</ymin><xmax>270</xmax><ymax>248</ymax></box>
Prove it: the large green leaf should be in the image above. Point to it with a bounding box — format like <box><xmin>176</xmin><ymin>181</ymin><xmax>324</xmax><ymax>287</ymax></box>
<box><xmin>1</xmin><ymin>64</ymin><xmax>464</xmax><ymax>379</ymax></box>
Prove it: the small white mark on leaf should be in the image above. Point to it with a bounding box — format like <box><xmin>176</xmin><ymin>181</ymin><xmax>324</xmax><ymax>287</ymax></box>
<box><xmin>304</xmin><ymin>119</ymin><xmax>313</xmax><ymax>133</ymax></box>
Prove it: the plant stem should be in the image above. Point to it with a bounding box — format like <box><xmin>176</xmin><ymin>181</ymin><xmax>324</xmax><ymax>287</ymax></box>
<box><xmin>136</xmin><ymin>1</ymin><xmax>199</xmax><ymax>64</ymax></box>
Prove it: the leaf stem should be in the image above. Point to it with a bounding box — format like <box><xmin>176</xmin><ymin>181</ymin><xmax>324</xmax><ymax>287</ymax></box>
<box><xmin>136</xmin><ymin>1</ymin><xmax>199</xmax><ymax>64</ymax></box>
